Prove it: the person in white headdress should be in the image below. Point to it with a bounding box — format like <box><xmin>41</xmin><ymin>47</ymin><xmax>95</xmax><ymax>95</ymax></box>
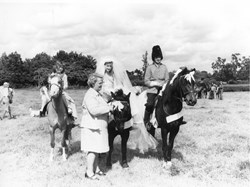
<box><xmin>95</xmin><ymin>57</ymin><xmax>158</xmax><ymax>153</ymax></box>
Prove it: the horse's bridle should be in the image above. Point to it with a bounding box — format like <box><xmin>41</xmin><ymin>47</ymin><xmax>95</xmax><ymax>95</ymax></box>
<box><xmin>49</xmin><ymin>82</ymin><xmax>63</xmax><ymax>93</ymax></box>
<box><xmin>162</xmin><ymin>76</ymin><xmax>195</xmax><ymax>115</ymax></box>
<box><xmin>111</xmin><ymin>100</ymin><xmax>132</xmax><ymax>123</ymax></box>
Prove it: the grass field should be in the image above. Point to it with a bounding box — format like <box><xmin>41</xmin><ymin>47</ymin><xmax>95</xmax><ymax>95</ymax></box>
<box><xmin>0</xmin><ymin>89</ymin><xmax>250</xmax><ymax>187</ymax></box>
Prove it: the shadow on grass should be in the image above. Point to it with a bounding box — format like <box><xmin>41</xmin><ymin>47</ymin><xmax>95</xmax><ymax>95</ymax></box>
<box><xmin>69</xmin><ymin>140</ymin><xmax>81</xmax><ymax>156</ymax></box>
<box><xmin>67</xmin><ymin>134</ymin><xmax>184</xmax><ymax>169</ymax></box>
<box><xmin>107</xmin><ymin>138</ymin><xmax>184</xmax><ymax>168</ymax></box>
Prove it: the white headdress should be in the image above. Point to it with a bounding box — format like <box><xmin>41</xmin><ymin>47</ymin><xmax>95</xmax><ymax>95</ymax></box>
<box><xmin>95</xmin><ymin>56</ymin><xmax>134</xmax><ymax>93</ymax></box>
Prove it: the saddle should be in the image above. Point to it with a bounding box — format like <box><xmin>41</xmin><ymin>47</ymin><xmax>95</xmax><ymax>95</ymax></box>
<box><xmin>40</xmin><ymin>95</ymin><xmax>69</xmax><ymax>117</ymax></box>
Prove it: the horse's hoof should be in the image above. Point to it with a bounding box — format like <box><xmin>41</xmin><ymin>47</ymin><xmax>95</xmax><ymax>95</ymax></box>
<box><xmin>62</xmin><ymin>156</ymin><xmax>67</xmax><ymax>161</ymax></box>
<box><xmin>122</xmin><ymin>161</ymin><xmax>129</xmax><ymax>168</ymax></box>
<box><xmin>106</xmin><ymin>162</ymin><xmax>112</xmax><ymax>168</ymax></box>
<box><xmin>162</xmin><ymin>161</ymin><xmax>172</xmax><ymax>169</ymax></box>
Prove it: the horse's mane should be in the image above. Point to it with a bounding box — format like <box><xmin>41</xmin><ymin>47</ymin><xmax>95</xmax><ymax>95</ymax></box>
<box><xmin>170</xmin><ymin>68</ymin><xmax>195</xmax><ymax>85</ymax></box>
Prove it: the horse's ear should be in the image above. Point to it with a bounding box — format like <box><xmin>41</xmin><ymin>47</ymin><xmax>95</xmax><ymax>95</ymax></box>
<box><xmin>126</xmin><ymin>92</ymin><xmax>131</xmax><ymax>100</ymax></box>
<box><xmin>180</xmin><ymin>67</ymin><xmax>188</xmax><ymax>75</ymax></box>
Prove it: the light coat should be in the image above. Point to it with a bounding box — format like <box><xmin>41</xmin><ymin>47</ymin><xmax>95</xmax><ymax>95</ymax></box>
<box><xmin>81</xmin><ymin>88</ymin><xmax>110</xmax><ymax>130</ymax></box>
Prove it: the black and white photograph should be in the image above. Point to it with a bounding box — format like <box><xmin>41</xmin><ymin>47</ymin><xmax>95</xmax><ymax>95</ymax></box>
<box><xmin>0</xmin><ymin>0</ymin><xmax>249</xmax><ymax>186</ymax></box>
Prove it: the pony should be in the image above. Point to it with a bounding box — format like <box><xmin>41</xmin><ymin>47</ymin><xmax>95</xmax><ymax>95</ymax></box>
<box><xmin>216</xmin><ymin>85</ymin><xmax>223</xmax><ymax>100</ymax></box>
<box><xmin>106</xmin><ymin>89</ymin><xmax>132</xmax><ymax>168</ymax></box>
<box><xmin>46</xmin><ymin>75</ymin><xmax>73</xmax><ymax>161</ymax></box>
<box><xmin>154</xmin><ymin>67</ymin><xmax>197</xmax><ymax>168</ymax></box>
<box><xmin>0</xmin><ymin>86</ymin><xmax>14</xmax><ymax>120</ymax></box>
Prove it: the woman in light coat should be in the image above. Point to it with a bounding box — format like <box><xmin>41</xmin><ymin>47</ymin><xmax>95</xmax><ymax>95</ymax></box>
<box><xmin>81</xmin><ymin>73</ymin><xmax>113</xmax><ymax>180</ymax></box>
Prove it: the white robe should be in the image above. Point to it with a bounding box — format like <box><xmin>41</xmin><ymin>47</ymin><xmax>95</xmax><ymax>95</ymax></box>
<box><xmin>101</xmin><ymin>73</ymin><xmax>158</xmax><ymax>153</ymax></box>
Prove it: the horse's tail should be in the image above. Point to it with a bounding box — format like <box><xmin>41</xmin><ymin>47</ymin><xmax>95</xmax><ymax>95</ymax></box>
<box><xmin>136</xmin><ymin>90</ymin><xmax>147</xmax><ymax>122</ymax></box>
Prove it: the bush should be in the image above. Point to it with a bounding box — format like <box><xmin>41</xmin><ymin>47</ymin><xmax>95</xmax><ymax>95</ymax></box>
<box><xmin>228</xmin><ymin>80</ymin><xmax>238</xmax><ymax>84</ymax></box>
<box><xmin>236</xmin><ymin>80</ymin><xmax>250</xmax><ymax>84</ymax></box>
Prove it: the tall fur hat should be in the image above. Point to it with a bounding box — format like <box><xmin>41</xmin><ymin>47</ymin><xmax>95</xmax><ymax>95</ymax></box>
<box><xmin>151</xmin><ymin>45</ymin><xmax>163</xmax><ymax>61</ymax></box>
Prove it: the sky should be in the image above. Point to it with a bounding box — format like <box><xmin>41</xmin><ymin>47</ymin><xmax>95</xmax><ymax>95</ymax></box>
<box><xmin>0</xmin><ymin>0</ymin><xmax>249</xmax><ymax>72</ymax></box>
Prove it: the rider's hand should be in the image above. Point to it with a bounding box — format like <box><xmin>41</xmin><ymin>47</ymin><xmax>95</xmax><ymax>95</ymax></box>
<box><xmin>153</xmin><ymin>81</ymin><xmax>163</xmax><ymax>88</ymax></box>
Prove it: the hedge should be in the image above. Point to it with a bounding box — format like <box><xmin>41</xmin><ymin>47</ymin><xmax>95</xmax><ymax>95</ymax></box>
<box><xmin>223</xmin><ymin>84</ymin><xmax>250</xmax><ymax>92</ymax></box>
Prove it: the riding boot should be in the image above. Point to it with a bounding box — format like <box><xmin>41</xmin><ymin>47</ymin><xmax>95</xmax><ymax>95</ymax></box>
<box><xmin>180</xmin><ymin>117</ymin><xmax>187</xmax><ymax>125</ymax></box>
<box><xmin>143</xmin><ymin>110</ymin><xmax>152</xmax><ymax>131</ymax></box>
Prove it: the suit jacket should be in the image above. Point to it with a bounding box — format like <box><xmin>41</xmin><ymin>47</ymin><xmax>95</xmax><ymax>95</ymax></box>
<box><xmin>81</xmin><ymin>88</ymin><xmax>110</xmax><ymax>130</ymax></box>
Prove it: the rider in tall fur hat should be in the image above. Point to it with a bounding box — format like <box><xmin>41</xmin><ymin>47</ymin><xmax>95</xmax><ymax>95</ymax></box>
<box><xmin>143</xmin><ymin>45</ymin><xmax>169</xmax><ymax>136</ymax></box>
<box><xmin>151</xmin><ymin>45</ymin><xmax>163</xmax><ymax>61</ymax></box>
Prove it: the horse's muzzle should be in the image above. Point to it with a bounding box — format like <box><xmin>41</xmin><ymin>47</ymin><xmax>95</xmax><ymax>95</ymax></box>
<box><xmin>50</xmin><ymin>90</ymin><xmax>59</xmax><ymax>98</ymax></box>
<box><xmin>186</xmin><ymin>99</ymin><xmax>197</xmax><ymax>106</ymax></box>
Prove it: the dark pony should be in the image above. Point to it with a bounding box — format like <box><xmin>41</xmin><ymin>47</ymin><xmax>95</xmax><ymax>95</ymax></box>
<box><xmin>155</xmin><ymin>67</ymin><xmax>197</xmax><ymax>168</ymax></box>
<box><xmin>196</xmin><ymin>81</ymin><xmax>209</xmax><ymax>99</ymax></box>
<box><xmin>106</xmin><ymin>89</ymin><xmax>132</xmax><ymax>168</ymax></box>
<box><xmin>47</xmin><ymin>75</ymin><xmax>73</xmax><ymax>161</ymax></box>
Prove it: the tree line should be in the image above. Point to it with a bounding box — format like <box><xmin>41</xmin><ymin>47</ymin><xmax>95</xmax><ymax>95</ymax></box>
<box><xmin>0</xmin><ymin>50</ymin><xmax>96</xmax><ymax>88</ymax></box>
<box><xmin>128</xmin><ymin>52</ymin><xmax>250</xmax><ymax>86</ymax></box>
<box><xmin>0</xmin><ymin>50</ymin><xmax>249</xmax><ymax>88</ymax></box>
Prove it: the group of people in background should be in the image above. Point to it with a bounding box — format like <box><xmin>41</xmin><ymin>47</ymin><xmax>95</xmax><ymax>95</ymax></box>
<box><xmin>196</xmin><ymin>78</ymin><xmax>223</xmax><ymax>100</ymax></box>
<box><xmin>208</xmin><ymin>82</ymin><xmax>223</xmax><ymax>100</ymax></box>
